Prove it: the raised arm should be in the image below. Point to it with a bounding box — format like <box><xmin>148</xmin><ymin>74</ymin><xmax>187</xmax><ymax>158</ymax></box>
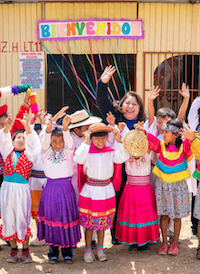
<box><xmin>148</xmin><ymin>86</ymin><xmax>160</xmax><ymax>127</ymax></box>
<box><xmin>96</xmin><ymin>66</ymin><xmax>116</xmax><ymax>121</ymax></box>
<box><xmin>62</xmin><ymin>114</ymin><xmax>73</xmax><ymax>150</ymax></box>
<box><xmin>177</xmin><ymin>83</ymin><xmax>190</xmax><ymax>124</ymax></box>
<box><xmin>73</xmin><ymin>130</ymin><xmax>90</xmax><ymax>165</ymax></box>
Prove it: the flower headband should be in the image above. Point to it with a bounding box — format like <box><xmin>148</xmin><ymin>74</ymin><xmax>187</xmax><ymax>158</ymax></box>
<box><xmin>162</xmin><ymin>117</ymin><xmax>180</xmax><ymax>134</ymax></box>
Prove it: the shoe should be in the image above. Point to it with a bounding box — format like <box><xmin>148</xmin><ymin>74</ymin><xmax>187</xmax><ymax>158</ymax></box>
<box><xmin>196</xmin><ymin>248</ymin><xmax>200</xmax><ymax>259</ymax></box>
<box><xmin>30</xmin><ymin>238</ymin><xmax>46</xmax><ymax>246</ymax></box>
<box><xmin>48</xmin><ymin>257</ymin><xmax>58</xmax><ymax>264</ymax></box>
<box><xmin>22</xmin><ymin>250</ymin><xmax>32</xmax><ymax>263</ymax></box>
<box><xmin>64</xmin><ymin>256</ymin><xmax>73</xmax><ymax>264</ymax></box>
<box><xmin>97</xmin><ymin>249</ymin><xmax>107</xmax><ymax>262</ymax></box>
<box><xmin>6</xmin><ymin>241</ymin><xmax>10</xmax><ymax>247</ymax></box>
<box><xmin>191</xmin><ymin>232</ymin><xmax>198</xmax><ymax>239</ymax></box>
<box><xmin>83</xmin><ymin>252</ymin><xmax>95</xmax><ymax>263</ymax></box>
<box><xmin>112</xmin><ymin>238</ymin><xmax>120</xmax><ymax>245</ymax></box>
<box><xmin>158</xmin><ymin>243</ymin><xmax>168</xmax><ymax>255</ymax></box>
<box><xmin>139</xmin><ymin>244</ymin><xmax>150</xmax><ymax>253</ymax></box>
<box><xmin>7</xmin><ymin>250</ymin><xmax>18</xmax><ymax>263</ymax></box>
<box><xmin>91</xmin><ymin>240</ymin><xmax>96</xmax><ymax>249</ymax></box>
<box><xmin>168</xmin><ymin>241</ymin><xmax>179</xmax><ymax>256</ymax></box>
<box><xmin>128</xmin><ymin>245</ymin><xmax>138</xmax><ymax>254</ymax></box>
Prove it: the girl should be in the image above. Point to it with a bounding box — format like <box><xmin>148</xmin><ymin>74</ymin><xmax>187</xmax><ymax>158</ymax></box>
<box><xmin>115</xmin><ymin>127</ymin><xmax>159</xmax><ymax>253</ymax></box>
<box><xmin>0</xmin><ymin>113</ymin><xmax>41</xmax><ymax>263</ymax></box>
<box><xmin>74</xmin><ymin>122</ymin><xmax>129</xmax><ymax>263</ymax></box>
<box><xmin>37</xmin><ymin>113</ymin><xmax>81</xmax><ymax>264</ymax></box>
<box><xmin>143</xmin><ymin>118</ymin><xmax>193</xmax><ymax>255</ymax></box>
<box><xmin>96</xmin><ymin>65</ymin><xmax>147</xmax><ymax>243</ymax></box>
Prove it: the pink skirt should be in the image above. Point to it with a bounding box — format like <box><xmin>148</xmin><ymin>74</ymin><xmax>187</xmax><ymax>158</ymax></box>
<box><xmin>115</xmin><ymin>175</ymin><xmax>159</xmax><ymax>246</ymax></box>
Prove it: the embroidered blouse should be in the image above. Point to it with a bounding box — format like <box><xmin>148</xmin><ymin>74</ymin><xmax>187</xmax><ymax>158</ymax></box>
<box><xmin>147</xmin><ymin>133</ymin><xmax>193</xmax><ymax>183</ymax></box>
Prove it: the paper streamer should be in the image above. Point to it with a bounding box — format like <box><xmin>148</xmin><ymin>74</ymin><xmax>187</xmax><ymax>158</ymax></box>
<box><xmin>96</xmin><ymin>40</ymin><xmax>104</xmax><ymax>71</ymax></box>
<box><xmin>88</xmin><ymin>40</ymin><xmax>98</xmax><ymax>84</ymax></box>
<box><xmin>106</xmin><ymin>56</ymin><xmax>120</xmax><ymax>100</ymax></box>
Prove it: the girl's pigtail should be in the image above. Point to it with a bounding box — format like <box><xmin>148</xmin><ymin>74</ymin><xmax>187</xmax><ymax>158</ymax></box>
<box><xmin>175</xmin><ymin>135</ymin><xmax>182</xmax><ymax>149</ymax></box>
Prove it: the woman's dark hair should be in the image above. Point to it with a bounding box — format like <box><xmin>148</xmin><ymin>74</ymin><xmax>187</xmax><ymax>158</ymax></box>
<box><xmin>91</xmin><ymin>132</ymin><xmax>108</xmax><ymax>138</ymax></box>
<box><xmin>113</xmin><ymin>91</ymin><xmax>147</xmax><ymax>122</ymax></box>
<box><xmin>156</xmin><ymin>107</ymin><xmax>176</xmax><ymax>119</ymax></box>
<box><xmin>0</xmin><ymin>113</ymin><xmax>8</xmax><ymax>119</ymax></box>
<box><xmin>51</xmin><ymin>126</ymin><xmax>63</xmax><ymax>138</ymax></box>
<box><xmin>167</xmin><ymin>119</ymin><xmax>183</xmax><ymax>148</ymax></box>
<box><xmin>34</xmin><ymin>123</ymin><xmax>42</xmax><ymax>132</ymax></box>
<box><xmin>12</xmin><ymin>128</ymin><xmax>25</xmax><ymax>141</ymax></box>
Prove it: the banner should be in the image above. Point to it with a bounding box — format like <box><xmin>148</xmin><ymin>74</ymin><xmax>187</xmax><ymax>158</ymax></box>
<box><xmin>36</xmin><ymin>18</ymin><xmax>144</xmax><ymax>41</ymax></box>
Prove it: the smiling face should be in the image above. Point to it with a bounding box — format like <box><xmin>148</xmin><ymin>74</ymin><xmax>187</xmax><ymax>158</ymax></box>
<box><xmin>12</xmin><ymin>133</ymin><xmax>25</xmax><ymax>151</ymax></box>
<box><xmin>91</xmin><ymin>135</ymin><xmax>107</xmax><ymax>149</ymax></box>
<box><xmin>163</xmin><ymin>130</ymin><xmax>178</xmax><ymax>145</ymax></box>
<box><xmin>74</xmin><ymin>125</ymin><xmax>90</xmax><ymax>138</ymax></box>
<box><xmin>51</xmin><ymin>135</ymin><xmax>64</xmax><ymax>151</ymax></box>
<box><xmin>121</xmin><ymin>95</ymin><xmax>140</xmax><ymax>120</ymax></box>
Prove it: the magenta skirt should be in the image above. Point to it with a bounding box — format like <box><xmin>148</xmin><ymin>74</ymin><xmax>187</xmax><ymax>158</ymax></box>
<box><xmin>115</xmin><ymin>175</ymin><xmax>159</xmax><ymax>246</ymax></box>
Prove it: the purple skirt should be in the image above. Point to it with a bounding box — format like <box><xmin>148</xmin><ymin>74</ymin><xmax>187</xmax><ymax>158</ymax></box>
<box><xmin>37</xmin><ymin>177</ymin><xmax>81</xmax><ymax>247</ymax></box>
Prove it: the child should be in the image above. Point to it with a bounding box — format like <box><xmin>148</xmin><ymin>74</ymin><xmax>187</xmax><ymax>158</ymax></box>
<box><xmin>74</xmin><ymin>122</ymin><xmax>129</xmax><ymax>263</ymax></box>
<box><xmin>37</xmin><ymin>113</ymin><xmax>81</xmax><ymax>264</ymax></box>
<box><xmin>115</xmin><ymin>127</ymin><xmax>159</xmax><ymax>253</ymax></box>
<box><xmin>0</xmin><ymin>113</ymin><xmax>41</xmax><ymax>263</ymax></box>
<box><xmin>143</xmin><ymin>118</ymin><xmax>193</xmax><ymax>255</ymax></box>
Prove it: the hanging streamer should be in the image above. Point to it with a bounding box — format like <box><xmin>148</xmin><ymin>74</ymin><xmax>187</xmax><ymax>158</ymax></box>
<box><xmin>106</xmin><ymin>56</ymin><xmax>120</xmax><ymax>100</ymax></box>
<box><xmin>42</xmin><ymin>44</ymin><xmax>91</xmax><ymax>114</ymax></box>
<box><xmin>88</xmin><ymin>40</ymin><xmax>98</xmax><ymax>84</ymax></box>
<box><xmin>125</xmin><ymin>40</ymin><xmax>132</xmax><ymax>91</ymax></box>
<box><xmin>117</xmin><ymin>39</ymin><xmax>127</xmax><ymax>94</ymax></box>
<box><xmin>109</xmin><ymin>39</ymin><xmax>122</xmax><ymax>84</ymax></box>
<box><xmin>96</xmin><ymin>40</ymin><xmax>104</xmax><ymax>71</ymax></box>
<box><xmin>74</xmin><ymin>40</ymin><xmax>96</xmax><ymax>95</ymax></box>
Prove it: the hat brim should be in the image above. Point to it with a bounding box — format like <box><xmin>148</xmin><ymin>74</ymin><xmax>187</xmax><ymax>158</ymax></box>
<box><xmin>90</xmin><ymin>126</ymin><xmax>113</xmax><ymax>134</ymax></box>
<box><xmin>68</xmin><ymin>116</ymin><xmax>102</xmax><ymax>129</ymax></box>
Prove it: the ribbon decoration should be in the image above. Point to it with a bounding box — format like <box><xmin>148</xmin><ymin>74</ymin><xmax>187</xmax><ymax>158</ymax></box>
<box><xmin>106</xmin><ymin>55</ymin><xmax>120</xmax><ymax>100</ymax></box>
<box><xmin>88</xmin><ymin>40</ymin><xmax>98</xmax><ymax>84</ymax></box>
<box><xmin>117</xmin><ymin>39</ymin><xmax>127</xmax><ymax>94</ymax></box>
<box><xmin>42</xmin><ymin>43</ymin><xmax>91</xmax><ymax>115</ymax></box>
<box><xmin>96</xmin><ymin>40</ymin><xmax>104</xmax><ymax>71</ymax></box>
<box><xmin>125</xmin><ymin>40</ymin><xmax>132</xmax><ymax>91</ymax></box>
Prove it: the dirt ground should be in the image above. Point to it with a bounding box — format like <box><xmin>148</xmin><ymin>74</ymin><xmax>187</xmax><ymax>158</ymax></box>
<box><xmin>0</xmin><ymin>216</ymin><xmax>200</xmax><ymax>274</ymax></box>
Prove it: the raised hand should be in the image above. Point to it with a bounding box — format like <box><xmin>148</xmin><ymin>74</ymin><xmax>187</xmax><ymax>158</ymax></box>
<box><xmin>113</xmin><ymin>128</ymin><xmax>122</xmax><ymax>143</ymax></box>
<box><xmin>62</xmin><ymin>114</ymin><xmax>72</xmax><ymax>131</ymax></box>
<box><xmin>45</xmin><ymin>114</ymin><xmax>53</xmax><ymax>133</ymax></box>
<box><xmin>4</xmin><ymin>114</ymin><xmax>13</xmax><ymax>133</ymax></box>
<box><xmin>181</xmin><ymin>127</ymin><xmax>196</xmax><ymax>142</ymax></box>
<box><xmin>134</xmin><ymin>121</ymin><xmax>144</xmax><ymax>131</ymax></box>
<box><xmin>38</xmin><ymin>109</ymin><xmax>47</xmax><ymax>125</ymax></box>
<box><xmin>101</xmin><ymin>65</ymin><xmax>116</xmax><ymax>84</ymax></box>
<box><xmin>117</xmin><ymin>122</ymin><xmax>126</xmax><ymax>133</ymax></box>
<box><xmin>17</xmin><ymin>112</ymin><xmax>29</xmax><ymax>128</ymax></box>
<box><xmin>106</xmin><ymin>111</ymin><xmax>116</xmax><ymax>126</ymax></box>
<box><xmin>53</xmin><ymin>106</ymin><xmax>69</xmax><ymax>123</ymax></box>
<box><xmin>179</xmin><ymin>83</ymin><xmax>190</xmax><ymax>98</ymax></box>
<box><xmin>148</xmin><ymin>86</ymin><xmax>160</xmax><ymax>101</ymax></box>
<box><xmin>83</xmin><ymin>130</ymin><xmax>91</xmax><ymax>144</ymax></box>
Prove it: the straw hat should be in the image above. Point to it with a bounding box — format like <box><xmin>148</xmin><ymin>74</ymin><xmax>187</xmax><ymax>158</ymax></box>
<box><xmin>68</xmin><ymin>109</ymin><xmax>102</xmax><ymax>129</ymax></box>
<box><xmin>89</xmin><ymin>122</ymin><xmax>113</xmax><ymax>134</ymax></box>
<box><xmin>123</xmin><ymin>130</ymin><xmax>148</xmax><ymax>157</ymax></box>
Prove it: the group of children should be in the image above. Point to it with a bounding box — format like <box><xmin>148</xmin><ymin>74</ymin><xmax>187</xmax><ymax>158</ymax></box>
<box><xmin>1</xmin><ymin>65</ymin><xmax>200</xmax><ymax>265</ymax></box>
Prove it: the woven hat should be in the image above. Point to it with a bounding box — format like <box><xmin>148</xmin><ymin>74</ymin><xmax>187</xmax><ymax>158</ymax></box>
<box><xmin>0</xmin><ymin>104</ymin><xmax>8</xmax><ymax>116</ymax></box>
<box><xmin>123</xmin><ymin>130</ymin><xmax>148</xmax><ymax>157</ymax></box>
<box><xmin>68</xmin><ymin>109</ymin><xmax>102</xmax><ymax>129</ymax></box>
<box><xmin>89</xmin><ymin>122</ymin><xmax>113</xmax><ymax>134</ymax></box>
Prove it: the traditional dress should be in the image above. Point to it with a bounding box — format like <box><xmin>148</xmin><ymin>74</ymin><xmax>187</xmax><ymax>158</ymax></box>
<box><xmin>148</xmin><ymin>133</ymin><xmax>193</xmax><ymax>219</ymax></box>
<box><xmin>0</xmin><ymin>128</ymin><xmax>41</xmax><ymax>243</ymax></box>
<box><xmin>74</xmin><ymin>142</ymin><xmax>129</xmax><ymax>231</ymax></box>
<box><xmin>115</xmin><ymin>152</ymin><xmax>159</xmax><ymax>246</ymax></box>
<box><xmin>37</xmin><ymin>127</ymin><xmax>81</xmax><ymax>248</ymax></box>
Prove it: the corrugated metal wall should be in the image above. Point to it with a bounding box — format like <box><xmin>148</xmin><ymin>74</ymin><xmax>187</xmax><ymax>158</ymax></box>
<box><xmin>0</xmin><ymin>2</ymin><xmax>200</xmax><ymax>116</ymax></box>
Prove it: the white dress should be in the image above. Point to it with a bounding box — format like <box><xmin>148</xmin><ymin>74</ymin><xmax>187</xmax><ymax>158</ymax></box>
<box><xmin>0</xmin><ymin>129</ymin><xmax>41</xmax><ymax>242</ymax></box>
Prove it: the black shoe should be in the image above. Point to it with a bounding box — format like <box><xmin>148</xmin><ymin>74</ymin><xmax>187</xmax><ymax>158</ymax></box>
<box><xmin>196</xmin><ymin>248</ymin><xmax>200</xmax><ymax>260</ymax></box>
<box><xmin>112</xmin><ymin>238</ymin><xmax>120</xmax><ymax>245</ymax></box>
<box><xmin>48</xmin><ymin>257</ymin><xmax>58</xmax><ymax>264</ymax></box>
<box><xmin>6</xmin><ymin>241</ymin><xmax>10</xmax><ymax>247</ymax></box>
<box><xmin>128</xmin><ymin>245</ymin><xmax>138</xmax><ymax>254</ymax></box>
<box><xmin>91</xmin><ymin>240</ymin><xmax>96</xmax><ymax>249</ymax></box>
<box><xmin>64</xmin><ymin>256</ymin><xmax>73</xmax><ymax>264</ymax></box>
<box><xmin>139</xmin><ymin>244</ymin><xmax>150</xmax><ymax>253</ymax></box>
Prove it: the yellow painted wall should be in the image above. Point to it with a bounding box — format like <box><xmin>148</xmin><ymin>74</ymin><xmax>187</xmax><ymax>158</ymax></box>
<box><xmin>1</xmin><ymin>2</ymin><xmax>200</xmax><ymax>117</ymax></box>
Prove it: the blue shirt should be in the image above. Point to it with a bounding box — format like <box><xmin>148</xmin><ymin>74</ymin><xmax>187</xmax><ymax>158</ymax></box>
<box><xmin>125</xmin><ymin>118</ymin><xmax>139</xmax><ymax>130</ymax></box>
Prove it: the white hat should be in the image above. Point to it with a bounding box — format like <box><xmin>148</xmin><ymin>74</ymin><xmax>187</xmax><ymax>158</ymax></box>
<box><xmin>68</xmin><ymin>109</ymin><xmax>102</xmax><ymax>129</ymax></box>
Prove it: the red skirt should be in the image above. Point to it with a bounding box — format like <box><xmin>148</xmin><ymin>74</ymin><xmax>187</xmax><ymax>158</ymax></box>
<box><xmin>115</xmin><ymin>175</ymin><xmax>159</xmax><ymax>246</ymax></box>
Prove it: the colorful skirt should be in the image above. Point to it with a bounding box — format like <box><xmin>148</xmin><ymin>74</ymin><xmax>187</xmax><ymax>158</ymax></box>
<box><xmin>0</xmin><ymin>181</ymin><xmax>32</xmax><ymax>243</ymax></box>
<box><xmin>29</xmin><ymin>170</ymin><xmax>47</xmax><ymax>218</ymax></box>
<box><xmin>194</xmin><ymin>183</ymin><xmax>200</xmax><ymax>220</ymax></box>
<box><xmin>78</xmin><ymin>177</ymin><xmax>116</xmax><ymax>231</ymax></box>
<box><xmin>155</xmin><ymin>178</ymin><xmax>190</xmax><ymax>219</ymax></box>
<box><xmin>115</xmin><ymin>175</ymin><xmax>159</xmax><ymax>246</ymax></box>
<box><xmin>37</xmin><ymin>177</ymin><xmax>81</xmax><ymax>248</ymax></box>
